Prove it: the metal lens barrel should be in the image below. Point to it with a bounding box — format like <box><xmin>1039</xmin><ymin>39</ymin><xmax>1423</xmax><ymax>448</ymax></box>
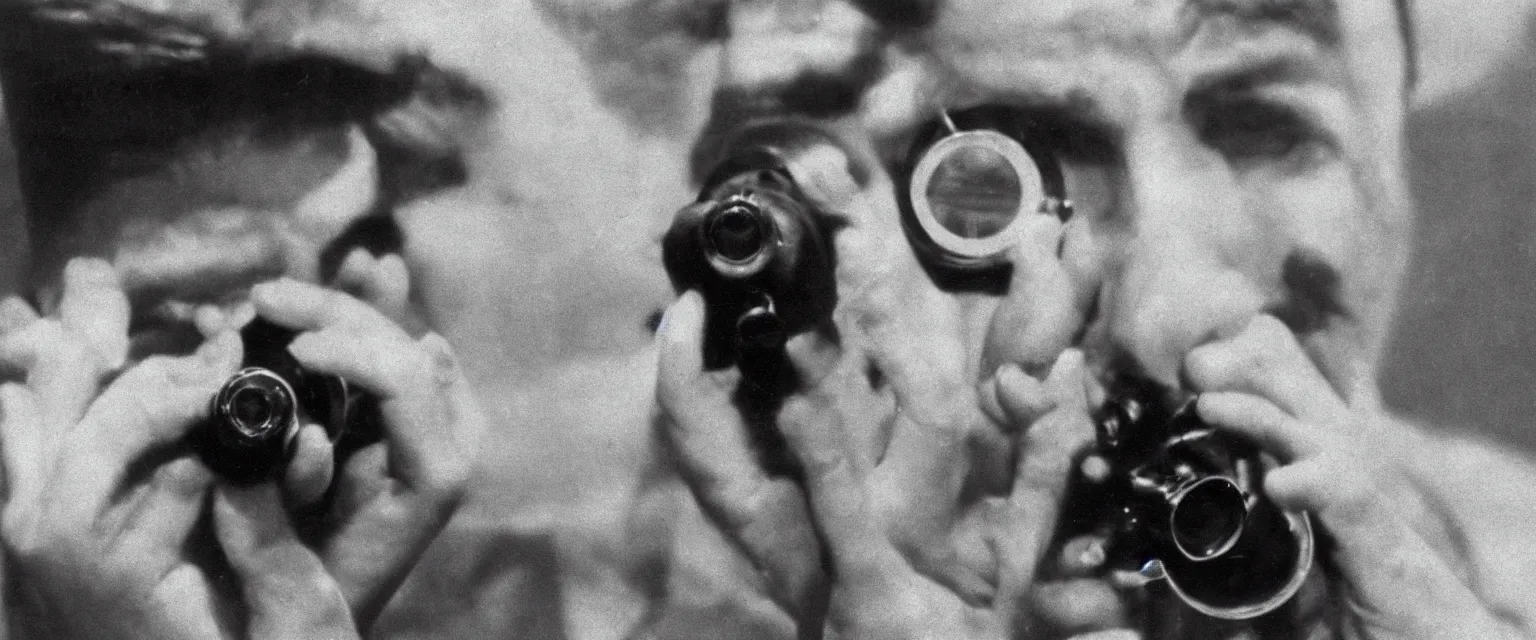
<box><xmin>201</xmin><ymin>367</ymin><xmax>300</xmax><ymax>484</ymax></box>
<box><xmin>215</xmin><ymin>369</ymin><xmax>298</xmax><ymax>444</ymax></box>
<box><xmin>661</xmin><ymin>124</ymin><xmax>841</xmax><ymax>375</ymax></box>
<box><xmin>194</xmin><ymin>318</ymin><xmax>366</xmax><ymax>484</ymax></box>
<box><xmin>1168</xmin><ymin>476</ymin><xmax>1248</xmax><ymax>561</ymax></box>
<box><xmin>1096</xmin><ymin>389</ymin><xmax>1315</xmax><ymax>621</ymax></box>
<box><xmin>706</xmin><ymin>200</ymin><xmax>772</xmax><ymax>269</ymax></box>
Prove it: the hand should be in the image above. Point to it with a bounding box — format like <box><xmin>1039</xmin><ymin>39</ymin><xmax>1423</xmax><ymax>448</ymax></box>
<box><xmin>1186</xmin><ymin>315</ymin><xmax>1523</xmax><ymax>640</ymax></box>
<box><xmin>247</xmin><ymin>275</ymin><xmax>485</xmax><ymax>629</ymax></box>
<box><xmin>656</xmin><ymin>135</ymin><xmax>1136</xmax><ymax>638</ymax></box>
<box><xmin>0</xmin><ymin>258</ymin><xmax>357</xmax><ymax>639</ymax></box>
<box><xmin>661</xmin><ymin>285</ymin><xmax>1134</xmax><ymax>639</ymax></box>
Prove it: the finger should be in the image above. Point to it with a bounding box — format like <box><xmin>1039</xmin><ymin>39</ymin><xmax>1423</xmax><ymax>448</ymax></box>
<box><xmin>364</xmin><ymin>254</ymin><xmax>412</xmax><ymax>323</ymax></box>
<box><xmin>2</xmin><ymin>320</ymin><xmax>99</xmax><ymax>431</ymax></box>
<box><xmin>58</xmin><ymin>257</ymin><xmax>130</xmax><ymax>371</ymax></box>
<box><xmin>997</xmin><ymin>404</ymin><xmax>1095</xmax><ymax>614</ymax></box>
<box><xmin>656</xmin><ymin>295</ymin><xmax>783</xmax><ymax>540</ymax></box>
<box><xmin>0</xmin><ymin>296</ymin><xmax>38</xmax><ymax>336</ymax></box>
<box><xmin>1195</xmin><ymin>392</ymin><xmax>1318</xmax><ymax>461</ymax></box>
<box><xmin>286</xmin><ymin>329</ymin><xmax>469</xmax><ymax>495</ymax></box>
<box><xmin>61</xmin><ymin>336</ymin><xmax>239</xmax><ymax>515</ymax></box>
<box><xmin>1057</xmin><ymin>535</ymin><xmax>1109</xmax><ymax>577</ymax></box>
<box><xmin>994</xmin><ymin>363</ymin><xmax>1055</xmax><ymax>430</ymax></box>
<box><xmin>1030</xmin><ymin>578</ymin><xmax>1129</xmax><ymax>635</ymax></box>
<box><xmin>282</xmin><ymin>424</ymin><xmax>335</xmax><ymax>508</ymax></box>
<box><xmin>197</xmin><ymin>328</ymin><xmax>246</xmax><ymax>378</ymax></box>
<box><xmin>978</xmin><ymin>375</ymin><xmax>1006</xmax><ymax>427</ymax></box>
<box><xmin>193</xmin><ymin>304</ymin><xmax>228</xmax><ymax>339</ymax></box>
<box><xmin>0</xmin><ymin>383</ymin><xmax>45</xmax><ymax>505</ymax></box>
<box><xmin>251</xmin><ymin>278</ymin><xmax>398</xmax><ymax>337</ymax></box>
<box><xmin>1079</xmin><ymin>455</ymin><xmax>1112</xmax><ymax>484</ymax></box>
<box><xmin>146</xmin><ymin>564</ymin><xmax>232</xmax><ymax>640</ymax></box>
<box><xmin>657</xmin><ymin>293</ymin><xmax>828</xmax><ymax>615</ymax></box>
<box><xmin>1183</xmin><ymin>315</ymin><xmax>1345</xmax><ymax>423</ymax></box>
<box><xmin>331</xmin><ymin>249</ymin><xmax>413</xmax><ymax>325</ymax></box>
<box><xmin>214</xmin><ymin>484</ymin><xmax>361</xmax><ymax>640</ymax></box>
<box><xmin>982</xmin><ymin>218</ymin><xmax>1080</xmax><ymax>377</ymax></box>
<box><xmin>118</xmin><ymin>457</ymin><xmax>214</xmax><ymax>561</ymax></box>
<box><xmin>996</xmin><ymin>352</ymin><xmax>1094</xmax><ymax>618</ymax></box>
<box><xmin>657</xmin><ymin>291</ymin><xmax>708</xmax><ymax>392</ymax></box>
<box><xmin>322</xmin><ymin>442</ymin><xmax>437</xmax><ymax>630</ymax></box>
<box><xmin>1262</xmin><ymin>459</ymin><xmax>1497</xmax><ymax>631</ymax></box>
<box><xmin>331</xmin><ymin>442</ymin><xmax>389</xmax><ymax>519</ymax></box>
<box><xmin>332</xmin><ymin>248</ymin><xmax>376</xmax><ymax>297</ymax></box>
<box><xmin>777</xmin><ymin>395</ymin><xmax>903</xmax><ymax>585</ymax></box>
<box><xmin>783</xmin><ymin>330</ymin><xmax>843</xmax><ymax>391</ymax></box>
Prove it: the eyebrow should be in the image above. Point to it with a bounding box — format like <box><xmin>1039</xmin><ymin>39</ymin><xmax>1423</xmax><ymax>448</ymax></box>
<box><xmin>1185</xmin><ymin>0</ymin><xmax>1341</xmax><ymax>48</ymax></box>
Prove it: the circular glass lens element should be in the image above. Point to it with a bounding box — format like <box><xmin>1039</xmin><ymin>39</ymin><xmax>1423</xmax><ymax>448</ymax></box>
<box><xmin>230</xmin><ymin>387</ymin><xmax>277</xmax><ymax>435</ymax></box>
<box><xmin>214</xmin><ymin>368</ymin><xmax>298</xmax><ymax>443</ymax></box>
<box><xmin>909</xmin><ymin>129</ymin><xmax>1045</xmax><ymax>263</ymax></box>
<box><xmin>925</xmin><ymin>145</ymin><xmax>1022</xmax><ymax>239</ymax></box>
<box><xmin>1170</xmin><ymin>477</ymin><xmax>1248</xmax><ymax>561</ymax></box>
<box><xmin>708</xmin><ymin>203</ymin><xmax>767</xmax><ymax>263</ymax></box>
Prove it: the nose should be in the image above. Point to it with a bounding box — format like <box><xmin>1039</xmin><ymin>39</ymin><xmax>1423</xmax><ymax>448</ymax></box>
<box><xmin>1096</xmin><ymin>127</ymin><xmax>1270</xmax><ymax>386</ymax></box>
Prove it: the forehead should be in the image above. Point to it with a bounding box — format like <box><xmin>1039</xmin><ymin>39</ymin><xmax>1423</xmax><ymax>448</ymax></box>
<box><xmin>917</xmin><ymin>0</ymin><xmax>1360</xmax><ymax>118</ymax></box>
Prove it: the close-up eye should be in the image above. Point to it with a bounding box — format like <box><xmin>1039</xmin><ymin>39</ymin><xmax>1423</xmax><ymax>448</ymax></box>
<box><xmin>1188</xmin><ymin>96</ymin><xmax>1336</xmax><ymax>167</ymax></box>
<box><xmin>899</xmin><ymin>106</ymin><xmax>1071</xmax><ymax>273</ymax></box>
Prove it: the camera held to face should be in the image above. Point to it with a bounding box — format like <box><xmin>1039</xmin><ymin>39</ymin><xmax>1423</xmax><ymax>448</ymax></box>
<box><xmin>191</xmin><ymin>318</ymin><xmax>379</xmax><ymax>485</ymax></box>
<box><xmin>661</xmin><ymin>123</ymin><xmax>842</xmax><ymax>384</ymax></box>
<box><xmin>1088</xmin><ymin>378</ymin><xmax>1315</xmax><ymax>620</ymax></box>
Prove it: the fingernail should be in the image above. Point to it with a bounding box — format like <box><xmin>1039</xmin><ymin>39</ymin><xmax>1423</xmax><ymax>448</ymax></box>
<box><xmin>286</xmin><ymin>332</ymin><xmax>325</xmax><ymax>363</ymax></box>
<box><xmin>228</xmin><ymin>301</ymin><xmax>256</xmax><ymax>329</ymax></box>
<box><xmin>1079</xmin><ymin>455</ymin><xmax>1111</xmax><ymax>483</ymax></box>
<box><xmin>194</xmin><ymin>305</ymin><xmax>226</xmax><ymax>337</ymax></box>
<box><xmin>252</xmin><ymin>277</ymin><xmax>299</xmax><ymax>298</ymax></box>
<box><xmin>1078</xmin><ymin>541</ymin><xmax>1106</xmax><ymax>567</ymax></box>
<box><xmin>250</xmin><ymin>280</ymin><xmax>276</xmax><ymax>303</ymax></box>
<box><xmin>998</xmin><ymin>362</ymin><xmax>1028</xmax><ymax>385</ymax></box>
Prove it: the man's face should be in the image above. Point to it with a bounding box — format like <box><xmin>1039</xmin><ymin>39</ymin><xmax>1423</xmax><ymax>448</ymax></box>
<box><xmin>721</xmin><ymin>0</ymin><xmax>1414</xmax><ymax>402</ymax></box>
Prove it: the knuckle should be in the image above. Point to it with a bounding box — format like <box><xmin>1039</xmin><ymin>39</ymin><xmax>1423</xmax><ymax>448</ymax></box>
<box><xmin>1251</xmin><ymin>314</ymin><xmax>1294</xmax><ymax>344</ymax></box>
<box><xmin>417</xmin><ymin>457</ymin><xmax>472</xmax><ymax>506</ymax></box>
<box><xmin>416</xmin><ymin>332</ymin><xmax>460</xmax><ymax>389</ymax></box>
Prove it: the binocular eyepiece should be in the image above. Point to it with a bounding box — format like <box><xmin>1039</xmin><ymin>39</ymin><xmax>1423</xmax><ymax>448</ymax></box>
<box><xmin>1091</xmin><ymin>384</ymin><xmax>1314</xmax><ymax>620</ymax></box>
<box><xmin>192</xmin><ymin>318</ymin><xmax>375</xmax><ymax>484</ymax></box>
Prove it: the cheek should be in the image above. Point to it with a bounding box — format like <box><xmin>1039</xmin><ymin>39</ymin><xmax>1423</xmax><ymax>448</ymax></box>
<box><xmin>1239</xmin><ymin>160</ymin><xmax>1367</xmax><ymax>311</ymax></box>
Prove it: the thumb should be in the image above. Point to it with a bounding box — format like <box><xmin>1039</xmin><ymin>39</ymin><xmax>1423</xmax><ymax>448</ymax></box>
<box><xmin>214</xmin><ymin>484</ymin><xmax>360</xmax><ymax>640</ymax></box>
<box><xmin>981</xmin><ymin>217</ymin><xmax>1079</xmax><ymax>378</ymax></box>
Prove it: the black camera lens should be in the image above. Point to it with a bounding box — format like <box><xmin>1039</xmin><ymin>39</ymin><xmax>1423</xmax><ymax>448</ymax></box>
<box><xmin>924</xmin><ymin>142</ymin><xmax>1024</xmax><ymax>240</ymax></box>
<box><xmin>1170</xmin><ymin>477</ymin><xmax>1248</xmax><ymax>561</ymax></box>
<box><xmin>213</xmin><ymin>369</ymin><xmax>298</xmax><ymax>446</ymax></box>
<box><xmin>229</xmin><ymin>386</ymin><xmax>278</xmax><ymax>437</ymax></box>
<box><xmin>707</xmin><ymin>202</ymin><xmax>768</xmax><ymax>264</ymax></box>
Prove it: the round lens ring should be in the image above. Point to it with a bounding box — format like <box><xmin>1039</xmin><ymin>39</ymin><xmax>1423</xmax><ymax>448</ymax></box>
<box><xmin>908</xmin><ymin>129</ymin><xmax>1045</xmax><ymax>263</ymax></box>
<box><xmin>213</xmin><ymin>368</ymin><xmax>299</xmax><ymax>445</ymax></box>
<box><xmin>1169</xmin><ymin>476</ymin><xmax>1248</xmax><ymax>561</ymax></box>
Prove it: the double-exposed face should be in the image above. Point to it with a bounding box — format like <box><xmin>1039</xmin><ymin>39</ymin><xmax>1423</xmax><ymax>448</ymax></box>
<box><xmin>708</xmin><ymin>0</ymin><xmax>1414</xmax><ymax>402</ymax></box>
